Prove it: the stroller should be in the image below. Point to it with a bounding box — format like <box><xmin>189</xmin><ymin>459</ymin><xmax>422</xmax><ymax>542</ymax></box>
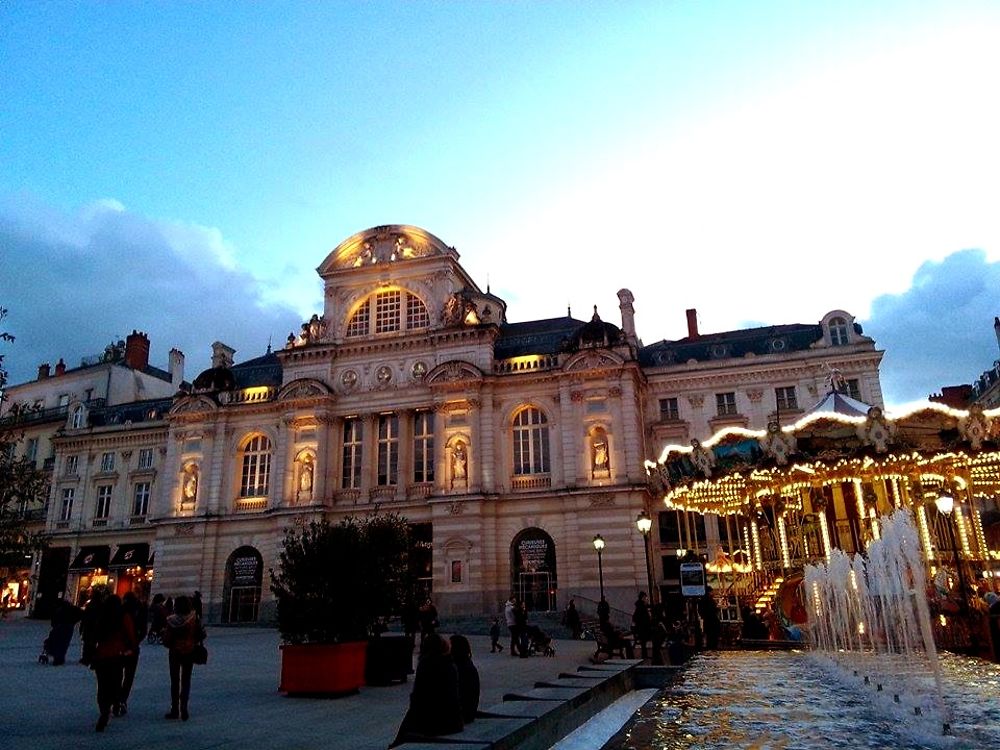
<box><xmin>525</xmin><ymin>624</ymin><xmax>556</xmax><ymax>656</ymax></box>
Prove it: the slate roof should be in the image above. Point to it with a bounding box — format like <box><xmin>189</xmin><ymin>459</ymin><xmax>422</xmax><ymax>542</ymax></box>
<box><xmin>231</xmin><ymin>351</ymin><xmax>283</xmax><ymax>388</ymax></box>
<box><xmin>494</xmin><ymin>317</ymin><xmax>586</xmax><ymax>359</ymax></box>
<box><xmin>639</xmin><ymin>323</ymin><xmax>823</xmax><ymax>367</ymax></box>
<box><xmin>88</xmin><ymin>397</ymin><xmax>174</xmax><ymax>427</ymax></box>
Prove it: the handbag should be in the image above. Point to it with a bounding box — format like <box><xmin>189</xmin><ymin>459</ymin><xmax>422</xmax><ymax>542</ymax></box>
<box><xmin>192</xmin><ymin>643</ymin><xmax>208</xmax><ymax>665</ymax></box>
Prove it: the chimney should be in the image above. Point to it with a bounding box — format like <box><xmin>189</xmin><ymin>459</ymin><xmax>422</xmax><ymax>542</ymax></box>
<box><xmin>37</xmin><ymin>363</ymin><xmax>50</xmax><ymax>380</ymax></box>
<box><xmin>54</xmin><ymin>358</ymin><xmax>66</xmax><ymax>376</ymax></box>
<box><xmin>124</xmin><ymin>330</ymin><xmax>151</xmax><ymax>371</ymax></box>
<box><xmin>617</xmin><ymin>288</ymin><xmax>636</xmax><ymax>341</ymax></box>
<box><xmin>994</xmin><ymin>316</ymin><xmax>999</xmax><ymax>354</ymax></box>
<box><xmin>686</xmin><ymin>308</ymin><xmax>699</xmax><ymax>338</ymax></box>
<box><xmin>169</xmin><ymin>348</ymin><xmax>185</xmax><ymax>384</ymax></box>
<box><xmin>211</xmin><ymin>341</ymin><xmax>236</xmax><ymax>369</ymax></box>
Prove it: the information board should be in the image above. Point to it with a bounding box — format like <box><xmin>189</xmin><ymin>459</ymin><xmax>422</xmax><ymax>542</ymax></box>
<box><xmin>680</xmin><ymin>562</ymin><xmax>706</xmax><ymax>597</ymax></box>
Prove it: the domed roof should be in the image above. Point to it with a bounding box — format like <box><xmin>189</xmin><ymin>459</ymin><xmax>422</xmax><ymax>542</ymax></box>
<box><xmin>568</xmin><ymin>307</ymin><xmax>624</xmax><ymax>350</ymax></box>
<box><xmin>192</xmin><ymin>366</ymin><xmax>237</xmax><ymax>393</ymax></box>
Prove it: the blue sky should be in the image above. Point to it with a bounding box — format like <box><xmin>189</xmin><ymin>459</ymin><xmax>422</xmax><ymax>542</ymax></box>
<box><xmin>2</xmin><ymin>1</ymin><xmax>999</xmax><ymax>404</ymax></box>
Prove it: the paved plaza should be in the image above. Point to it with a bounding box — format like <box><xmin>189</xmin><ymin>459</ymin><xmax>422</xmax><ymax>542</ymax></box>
<box><xmin>0</xmin><ymin>614</ymin><xmax>598</xmax><ymax>750</ymax></box>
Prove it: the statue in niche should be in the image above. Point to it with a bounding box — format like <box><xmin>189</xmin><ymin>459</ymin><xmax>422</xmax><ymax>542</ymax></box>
<box><xmin>182</xmin><ymin>465</ymin><xmax>199</xmax><ymax>504</ymax></box>
<box><xmin>452</xmin><ymin>441</ymin><xmax>468</xmax><ymax>482</ymax></box>
<box><xmin>297</xmin><ymin>455</ymin><xmax>314</xmax><ymax>499</ymax></box>
<box><xmin>593</xmin><ymin>440</ymin><xmax>609</xmax><ymax>472</ymax></box>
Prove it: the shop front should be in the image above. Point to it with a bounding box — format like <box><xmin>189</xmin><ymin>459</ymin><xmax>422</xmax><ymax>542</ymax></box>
<box><xmin>108</xmin><ymin>543</ymin><xmax>153</xmax><ymax>601</ymax></box>
<box><xmin>68</xmin><ymin>545</ymin><xmax>111</xmax><ymax>605</ymax></box>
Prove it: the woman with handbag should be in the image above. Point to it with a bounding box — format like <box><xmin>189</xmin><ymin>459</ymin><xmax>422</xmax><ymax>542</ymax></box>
<box><xmin>161</xmin><ymin>594</ymin><xmax>206</xmax><ymax>721</ymax></box>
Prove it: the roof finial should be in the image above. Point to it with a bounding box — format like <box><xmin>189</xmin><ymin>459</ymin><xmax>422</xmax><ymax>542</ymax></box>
<box><xmin>567</xmin><ymin>303</ymin><xmax>572</xmax><ymax>318</ymax></box>
<box><xmin>266</xmin><ymin>335</ymin><xmax>272</xmax><ymax>355</ymax></box>
<box><xmin>592</xmin><ymin>304</ymin><xmax>600</xmax><ymax>321</ymax></box>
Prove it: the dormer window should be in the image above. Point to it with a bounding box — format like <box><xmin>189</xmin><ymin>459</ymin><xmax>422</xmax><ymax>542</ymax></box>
<box><xmin>346</xmin><ymin>289</ymin><xmax>430</xmax><ymax>338</ymax></box>
<box><xmin>829</xmin><ymin>317</ymin><xmax>850</xmax><ymax>346</ymax></box>
<box><xmin>71</xmin><ymin>406</ymin><xmax>85</xmax><ymax>429</ymax></box>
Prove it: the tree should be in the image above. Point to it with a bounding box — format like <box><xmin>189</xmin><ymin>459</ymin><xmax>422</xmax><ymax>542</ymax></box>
<box><xmin>0</xmin><ymin>307</ymin><xmax>49</xmax><ymax>592</ymax></box>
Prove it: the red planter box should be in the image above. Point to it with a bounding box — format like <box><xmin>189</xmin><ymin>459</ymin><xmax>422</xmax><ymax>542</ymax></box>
<box><xmin>278</xmin><ymin>641</ymin><xmax>368</xmax><ymax>696</ymax></box>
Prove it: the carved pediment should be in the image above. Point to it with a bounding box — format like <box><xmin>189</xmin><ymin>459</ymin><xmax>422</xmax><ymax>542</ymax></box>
<box><xmin>169</xmin><ymin>395</ymin><xmax>218</xmax><ymax>417</ymax></box>
<box><xmin>564</xmin><ymin>350</ymin><xmax>625</xmax><ymax>372</ymax></box>
<box><xmin>426</xmin><ymin>360</ymin><xmax>484</xmax><ymax>386</ymax></box>
<box><xmin>318</xmin><ymin>225</ymin><xmax>453</xmax><ymax>273</ymax></box>
<box><xmin>277</xmin><ymin>378</ymin><xmax>332</xmax><ymax>402</ymax></box>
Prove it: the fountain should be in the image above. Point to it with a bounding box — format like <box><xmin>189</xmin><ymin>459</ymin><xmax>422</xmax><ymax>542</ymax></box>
<box><xmin>804</xmin><ymin>508</ymin><xmax>951</xmax><ymax>740</ymax></box>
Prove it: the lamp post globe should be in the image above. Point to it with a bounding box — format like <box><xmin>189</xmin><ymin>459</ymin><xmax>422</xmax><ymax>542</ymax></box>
<box><xmin>636</xmin><ymin>511</ymin><xmax>655</xmax><ymax>604</ymax></box>
<box><xmin>593</xmin><ymin>534</ymin><xmax>606</xmax><ymax>601</ymax></box>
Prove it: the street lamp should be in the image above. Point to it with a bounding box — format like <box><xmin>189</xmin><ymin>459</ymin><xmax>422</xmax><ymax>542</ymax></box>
<box><xmin>592</xmin><ymin>534</ymin><xmax>606</xmax><ymax>601</ymax></box>
<box><xmin>934</xmin><ymin>494</ymin><xmax>970</xmax><ymax>614</ymax></box>
<box><xmin>636</xmin><ymin>510</ymin><xmax>655</xmax><ymax>604</ymax></box>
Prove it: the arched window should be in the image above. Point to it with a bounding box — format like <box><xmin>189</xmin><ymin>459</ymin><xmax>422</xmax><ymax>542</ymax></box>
<box><xmin>71</xmin><ymin>406</ymin><xmax>85</xmax><ymax>429</ymax></box>
<box><xmin>239</xmin><ymin>435</ymin><xmax>272</xmax><ymax>498</ymax></box>
<box><xmin>512</xmin><ymin>407</ymin><xmax>550</xmax><ymax>475</ymax></box>
<box><xmin>829</xmin><ymin>317</ymin><xmax>850</xmax><ymax>346</ymax></box>
<box><xmin>346</xmin><ymin>289</ymin><xmax>430</xmax><ymax>338</ymax></box>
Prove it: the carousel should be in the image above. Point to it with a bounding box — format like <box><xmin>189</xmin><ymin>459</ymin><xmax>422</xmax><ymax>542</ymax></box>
<box><xmin>646</xmin><ymin>381</ymin><xmax>1000</xmax><ymax>656</ymax></box>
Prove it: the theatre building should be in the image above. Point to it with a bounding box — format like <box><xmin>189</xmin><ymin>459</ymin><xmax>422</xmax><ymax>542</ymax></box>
<box><xmin>30</xmin><ymin>225</ymin><xmax>884</xmax><ymax>622</ymax></box>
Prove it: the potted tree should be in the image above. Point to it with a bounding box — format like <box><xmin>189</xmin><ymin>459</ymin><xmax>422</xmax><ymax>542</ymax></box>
<box><xmin>270</xmin><ymin>514</ymin><xmax>413</xmax><ymax>695</ymax></box>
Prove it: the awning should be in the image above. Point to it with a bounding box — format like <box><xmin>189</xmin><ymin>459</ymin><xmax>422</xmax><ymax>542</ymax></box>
<box><xmin>69</xmin><ymin>546</ymin><xmax>111</xmax><ymax>572</ymax></box>
<box><xmin>109</xmin><ymin>543</ymin><xmax>150</xmax><ymax>569</ymax></box>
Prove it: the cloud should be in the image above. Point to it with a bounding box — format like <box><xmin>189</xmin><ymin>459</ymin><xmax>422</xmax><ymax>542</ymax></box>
<box><xmin>864</xmin><ymin>250</ymin><xmax>1000</xmax><ymax>406</ymax></box>
<box><xmin>0</xmin><ymin>194</ymin><xmax>304</xmax><ymax>386</ymax></box>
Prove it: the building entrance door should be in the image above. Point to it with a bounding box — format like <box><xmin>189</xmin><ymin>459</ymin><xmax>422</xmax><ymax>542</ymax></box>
<box><xmin>518</xmin><ymin>572</ymin><xmax>553</xmax><ymax>612</ymax></box>
<box><xmin>226</xmin><ymin>585</ymin><xmax>261</xmax><ymax>623</ymax></box>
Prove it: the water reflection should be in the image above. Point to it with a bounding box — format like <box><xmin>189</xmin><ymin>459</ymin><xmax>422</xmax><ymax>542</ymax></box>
<box><xmin>613</xmin><ymin>651</ymin><xmax>1000</xmax><ymax>750</ymax></box>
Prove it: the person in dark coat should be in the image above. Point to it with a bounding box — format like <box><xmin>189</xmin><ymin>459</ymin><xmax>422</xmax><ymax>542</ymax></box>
<box><xmin>632</xmin><ymin>591</ymin><xmax>652</xmax><ymax>660</ymax></box>
<box><xmin>417</xmin><ymin>597</ymin><xmax>439</xmax><ymax>642</ymax></box>
<box><xmin>80</xmin><ymin>588</ymin><xmax>107</xmax><ymax>666</ymax></box>
<box><xmin>650</xmin><ymin>604</ymin><xmax>668</xmax><ymax>665</ymax></box>
<box><xmin>117</xmin><ymin>592</ymin><xmax>148</xmax><ymax>715</ymax></box>
<box><xmin>514</xmin><ymin>598</ymin><xmax>529</xmax><ymax>658</ymax></box>
<box><xmin>192</xmin><ymin>590</ymin><xmax>203</xmax><ymax>619</ymax></box>
<box><xmin>390</xmin><ymin>634</ymin><xmax>464</xmax><ymax>747</ymax></box>
<box><xmin>597</xmin><ymin>597</ymin><xmax>611</xmax><ymax>625</ymax></box>
<box><xmin>162</xmin><ymin>595</ymin><xmax>206</xmax><ymax>721</ymax></box>
<box><xmin>563</xmin><ymin>599</ymin><xmax>583</xmax><ymax>640</ymax></box>
<box><xmin>148</xmin><ymin>593</ymin><xmax>167</xmax><ymax>643</ymax></box>
<box><xmin>46</xmin><ymin>598</ymin><xmax>83</xmax><ymax>666</ymax></box>
<box><xmin>450</xmin><ymin>635</ymin><xmax>480</xmax><ymax>724</ymax></box>
<box><xmin>91</xmin><ymin>595</ymin><xmax>137</xmax><ymax>732</ymax></box>
<box><xmin>699</xmin><ymin>588</ymin><xmax>721</xmax><ymax>649</ymax></box>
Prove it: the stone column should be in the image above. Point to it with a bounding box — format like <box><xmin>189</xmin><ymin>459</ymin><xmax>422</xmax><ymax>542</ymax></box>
<box><xmin>314</xmin><ymin>414</ymin><xmax>333</xmax><ymax>505</ymax></box>
<box><xmin>560</xmin><ymin>382</ymin><xmax>577</xmax><ymax>487</ymax></box>
<box><xmin>478</xmin><ymin>387</ymin><xmax>496</xmax><ymax>493</ymax></box>
<box><xmin>205</xmin><ymin>423</ymin><xmax>229</xmax><ymax>515</ymax></box>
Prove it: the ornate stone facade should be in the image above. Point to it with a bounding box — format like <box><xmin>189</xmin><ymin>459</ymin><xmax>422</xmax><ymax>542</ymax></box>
<box><xmin>28</xmin><ymin>225</ymin><xmax>884</xmax><ymax>623</ymax></box>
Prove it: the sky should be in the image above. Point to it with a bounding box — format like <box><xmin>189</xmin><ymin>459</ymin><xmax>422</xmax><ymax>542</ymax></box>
<box><xmin>2</xmin><ymin>1</ymin><xmax>999</xmax><ymax>405</ymax></box>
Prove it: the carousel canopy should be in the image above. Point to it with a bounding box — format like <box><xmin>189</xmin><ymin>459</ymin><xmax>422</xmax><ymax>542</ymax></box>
<box><xmin>646</xmin><ymin>401</ymin><xmax>1000</xmax><ymax>516</ymax></box>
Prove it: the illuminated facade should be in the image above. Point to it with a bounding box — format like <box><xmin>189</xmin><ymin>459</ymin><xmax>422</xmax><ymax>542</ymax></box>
<box><xmin>27</xmin><ymin>225</ymin><xmax>885</xmax><ymax>622</ymax></box>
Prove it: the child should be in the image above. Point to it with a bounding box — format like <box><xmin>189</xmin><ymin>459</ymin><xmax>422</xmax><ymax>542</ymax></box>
<box><xmin>489</xmin><ymin>617</ymin><xmax>504</xmax><ymax>652</ymax></box>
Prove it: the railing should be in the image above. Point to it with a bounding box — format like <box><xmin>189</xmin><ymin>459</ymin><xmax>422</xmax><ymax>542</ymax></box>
<box><xmin>569</xmin><ymin>593</ymin><xmax>632</xmax><ymax>632</ymax></box>
<box><xmin>406</xmin><ymin>483</ymin><xmax>434</xmax><ymax>500</ymax></box>
<box><xmin>55</xmin><ymin>521</ymin><xmax>70</xmax><ymax>530</ymax></box>
<box><xmin>493</xmin><ymin>354</ymin><xmax>560</xmax><ymax>374</ymax></box>
<box><xmin>129</xmin><ymin>515</ymin><xmax>147</xmax><ymax>525</ymax></box>
<box><xmin>234</xmin><ymin>497</ymin><xmax>267</xmax><ymax>513</ymax></box>
<box><xmin>511</xmin><ymin>474</ymin><xmax>552</xmax><ymax>491</ymax></box>
<box><xmin>42</xmin><ymin>457</ymin><xmax>56</xmax><ymax>471</ymax></box>
<box><xmin>92</xmin><ymin>518</ymin><xmax>108</xmax><ymax>527</ymax></box>
<box><xmin>333</xmin><ymin>489</ymin><xmax>361</xmax><ymax>505</ymax></box>
<box><xmin>369</xmin><ymin>486</ymin><xmax>398</xmax><ymax>501</ymax></box>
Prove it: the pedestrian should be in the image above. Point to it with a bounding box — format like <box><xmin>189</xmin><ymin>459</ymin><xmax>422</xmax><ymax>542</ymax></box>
<box><xmin>91</xmin><ymin>595</ymin><xmax>138</xmax><ymax>732</ymax></box>
<box><xmin>489</xmin><ymin>616</ymin><xmax>504</xmax><ymax>652</ymax></box>
<box><xmin>597</xmin><ymin>596</ymin><xmax>611</xmax><ymax>625</ymax></box>
<box><xmin>514</xmin><ymin>598</ymin><xmax>529</xmax><ymax>658</ymax></box>
<box><xmin>389</xmin><ymin>633</ymin><xmax>464</xmax><ymax>747</ymax></box>
<box><xmin>148</xmin><ymin>593</ymin><xmax>167</xmax><ymax>643</ymax></box>
<box><xmin>632</xmin><ymin>591</ymin><xmax>652</xmax><ymax>660</ymax></box>
<box><xmin>45</xmin><ymin>597</ymin><xmax>82</xmax><ymax>666</ymax></box>
<box><xmin>650</xmin><ymin>604</ymin><xmax>668</xmax><ymax>665</ymax></box>
<box><xmin>450</xmin><ymin>634</ymin><xmax>480</xmax><ymax>724</ymax></box>
<box><xmin>699</xmin><ymin>588</ymin><xmax>721</xmax><ymax>649</ymax></box>
<box><xmin>162</xmin><ymin>594</ymin><xmax>206</xmax><ymax>721</ymax></box>
<box><xmin>418</xmin><ymin>597</ymin><xmax>439</xmax><ymax>642</ymax></box>
<box><xmin>504</xmin><ymin>595</ymin><xmax>519</xmax><ymax>656</ymax></box>
<box><xmin>563</xmin><ymin>598</ymin><xmax>583</xmax><ymax>640</ymax></box>
<box><xmin>117</xmin><ymin>592</ymin><xmax>148</xmax><ymax>716</ymax></box>
<box><xmin>192</xmin><ymin>590</ymin><xmax>203</xmax><ymax>619</ymax></box>
<box><xmin>402</xmin><ymin>598</ymin><xmax>419</xmax><ymax>641</ymax></box>
<box><xmin>80</xmin><ymin>587</ymin><xmax>107</xmax><ymax>666</ymax></box>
